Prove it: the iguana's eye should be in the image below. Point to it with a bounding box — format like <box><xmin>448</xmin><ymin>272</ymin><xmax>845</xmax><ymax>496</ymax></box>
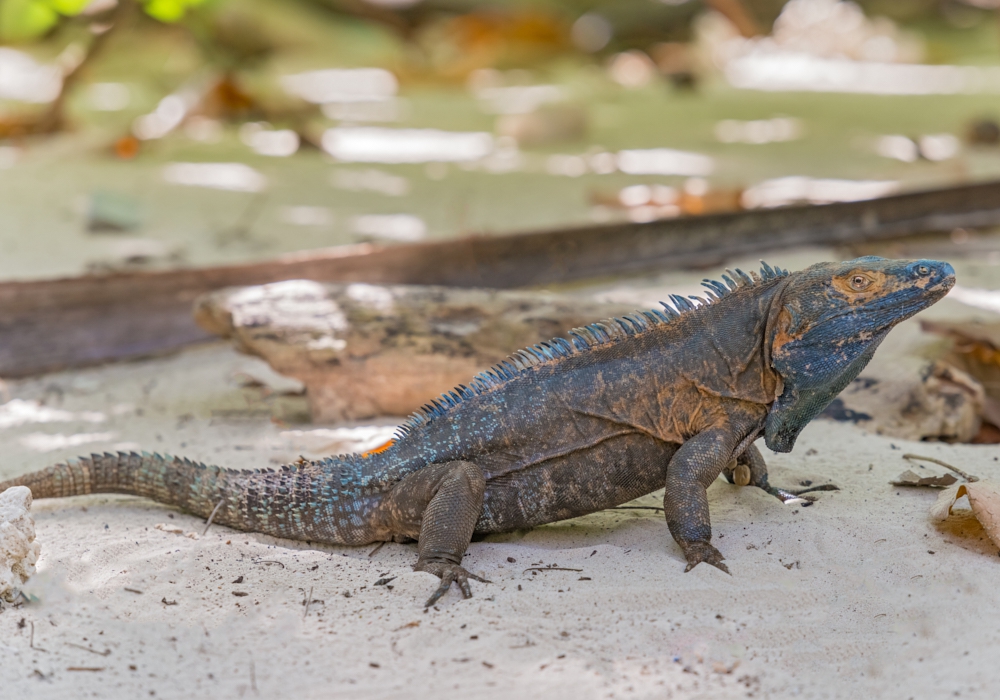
<box><xmin>850</xmin><ymin>275</ymin><xmax>871</xmax><ymax>291</ymax></box>
<box><xmin>917</xmin><ymin>265</ymin><xmax>929</xmax><ymax>275</ymax></box>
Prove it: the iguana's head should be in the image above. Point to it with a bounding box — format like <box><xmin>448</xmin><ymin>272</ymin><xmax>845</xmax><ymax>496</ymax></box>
<box><xmin>764</xmin><ymin>256</ymin><xmax>954</xmax><ymax>453</ymax></box>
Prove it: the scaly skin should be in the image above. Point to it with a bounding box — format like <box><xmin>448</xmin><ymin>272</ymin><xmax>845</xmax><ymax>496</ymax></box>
<box><xmin>0</xmin><ymin>257</ymin><xmax>955</xmax><ymax>606</ymax></box>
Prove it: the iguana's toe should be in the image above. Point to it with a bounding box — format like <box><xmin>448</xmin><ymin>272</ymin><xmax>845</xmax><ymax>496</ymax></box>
<box><xmin>415</xmin><ymin>560</ymin><xmax>490</xmax><ymax>607</ymax></box>
<box><xmin>765</xmin><ymin>483</ymin><xmax>838</xmax><ymax>504</ymax></box>
<box><xmin>681</xmin><ymin>541</ymin><xmax>729</xmax><ymax>574</ymax></box>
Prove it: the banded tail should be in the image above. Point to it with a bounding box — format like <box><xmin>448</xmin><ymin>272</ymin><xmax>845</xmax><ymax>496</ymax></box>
<box><xmin>0</xmin><ymin>452</ymin><xmax>374</xmax><ymax>545</ymax></box>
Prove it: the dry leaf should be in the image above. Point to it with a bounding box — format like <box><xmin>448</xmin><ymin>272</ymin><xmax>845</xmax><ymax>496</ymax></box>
<box><xmin>891</xmin><ymin>469</ymin><xmax>958</xmax><ymax>488</ymax></box>
<box><xmin>929</xmin><ymin>479</ymin><xmax>1000</xmax><ymax>549</ymax></box>
<box><xmin>155</xmin><ymin>523</ymin><xmax>199</xmax><ymax>539</ymax></box>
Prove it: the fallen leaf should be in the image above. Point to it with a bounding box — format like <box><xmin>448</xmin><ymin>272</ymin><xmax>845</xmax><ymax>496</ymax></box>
<box><xmin>891</xmin><ymin>469</ymin><xmax>958</xmax><ymax>488</ymax></box>
<box><xmin>930</xmin><ymin>479</ymin><xmax>1000</xmax><ymax>549</ymax></box>
<box><xmin>930</xmin><ymin>484</ymin><xmax>963</xmax><ymax>521</ymax></box>
<box><xmin>154</xmin><ymin>523</ymin><xmax>199</xmax><ymax>539</ymax></box>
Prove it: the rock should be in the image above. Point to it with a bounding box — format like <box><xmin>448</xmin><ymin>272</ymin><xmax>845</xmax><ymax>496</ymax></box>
<box><xmin>821</xmin><ymin>360</ymin><xmax>984</xmax><ymax>443</ymax></box>
<box><xmin>0</xmin><ymin>486</ymin><xmax>41</xmax><ymax>603</ymax></box>
<box><xmin>194</xmin><ymin>281</ymin><xmax>635</xmax><ymax>422</ymax></box>
<box><xmin>920</xmin><ymin>319</ymin><xmax>1000</xmax><ymax>428</ymax></box>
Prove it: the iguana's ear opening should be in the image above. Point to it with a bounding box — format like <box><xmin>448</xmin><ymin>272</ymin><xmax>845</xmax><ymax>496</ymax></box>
<box><xmin>763</xmin><ymin>301</ymin><xmax>806</xmax><ymax>453</ymax></box>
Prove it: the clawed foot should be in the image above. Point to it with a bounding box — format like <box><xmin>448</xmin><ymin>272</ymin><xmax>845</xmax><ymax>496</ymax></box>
<box><xmin>680</xmin><ymin>541</ymin><xmax>730</xmax><ymax>575</ymax></box>
<box><xmin>415</xmin><ymin>560</ymin><xmax>490</xmax><ymax>608</ymax></box>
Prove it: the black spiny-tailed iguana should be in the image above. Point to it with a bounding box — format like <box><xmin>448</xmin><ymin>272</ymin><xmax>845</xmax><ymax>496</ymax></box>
<box><xmin>0</xmin><ymin>257</ymin><xmax>955</xmax><ymax>606</ymax></box>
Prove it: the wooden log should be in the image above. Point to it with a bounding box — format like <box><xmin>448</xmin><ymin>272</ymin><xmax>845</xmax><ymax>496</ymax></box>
<box><xmin>194</xmin><ymin>281</ymin><xmax>637</xmax><ymax>422</ymax></box>
<box><xmin>2</xmin><ymin>178</ymin><xmax>1000</xmax><ymax>377</ymax></box>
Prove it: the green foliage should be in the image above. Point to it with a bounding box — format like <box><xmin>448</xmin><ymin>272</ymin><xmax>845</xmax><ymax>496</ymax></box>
<box><xmin>143</xmin><ymin>0</ymin><xmax>209</xmax><ymax>24</ymax></box>
<box><xmin>49</xmin><ymin>0</ymin><xmax>89</xmax><ymax>14</ymax></box>
<box><xmin>1</xmin><ymin>0</ymin><xmax>60</xmax><ymax>41</ymax></box>
<box><xmin>0</xmin><ymin>0</ymin><xmax>213</xmax><ymax>41</ymax></box>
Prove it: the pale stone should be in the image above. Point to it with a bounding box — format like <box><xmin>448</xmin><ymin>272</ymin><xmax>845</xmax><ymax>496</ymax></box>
<box><xmin>0</xmin><ymin>486</ymin><xmax>41</xmax><ymax>603</ymax></box>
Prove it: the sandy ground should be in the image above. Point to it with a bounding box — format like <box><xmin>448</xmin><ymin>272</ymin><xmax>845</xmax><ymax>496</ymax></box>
<box><xmin>1</xmin><ymin>252</ymin><xmax>1000</xmax><ymax>700</ymax></box>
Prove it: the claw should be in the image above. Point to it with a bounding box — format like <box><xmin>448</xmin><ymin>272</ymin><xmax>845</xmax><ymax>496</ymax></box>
<box><xmin>767</xmin><ymin>483</ymin><xmax>838</xmax><ymax>504</ymax></box>
<box><xmin>772</xmin><ymin>488</ymin><xmax>807</xmax><ymax>505</ymax></box>
<box><xmin>680</xmin><ymin>541</ymin><xmax>730</xmax><ymax>575</ymax></box>
<box><xmin>792</xmin><ymin>484</ymin><xmax>839</xmax><ymax>495</ymax></box>
<box><xmin>415</xmin><ymin>560</ymin><xmax>490</xmax><ymax>607</ymax></box>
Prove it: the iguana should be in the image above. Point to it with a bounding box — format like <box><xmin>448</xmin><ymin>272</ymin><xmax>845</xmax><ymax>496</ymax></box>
<box><xmin>0</xmin><ymin>257</ymin><xmax>955</xmax><ymax>607</ymax></box>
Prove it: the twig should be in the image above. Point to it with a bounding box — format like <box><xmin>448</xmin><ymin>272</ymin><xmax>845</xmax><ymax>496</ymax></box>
<box><xmin>903</xmin><ymin>454</ymin><xmax>980</xmax><ymax>483</ymax></box>
<box><xmin>250</xmin><ymin>657</ymin><xmax>258</xmax><ymax>694</ymax></box>
<box><xmin>253</xmin><ymin>560</ymin><xmax>285</xmax><ymax>568</ymax></box>
<box><xmin>67</xmin><ymin>667</ymin><xmax>105</xmax><ymax>672</ymax></box>
<box><xmin>522</xmin><ymin>567</ymin><xmax>583</xmax><ymax>574</ymax></box>
<box><xmin>66</xmin><ymin>642</ymin><xmax>111</xmax><ymax>656</ymax></box>
<box><xmin>303</xmin><ymin>586</ymin><xmax>313</xmax><ymax>621</ymax></box>
<box><xmin>612</xmin><ymin>506</ymin><xmax>664</xmax><ymax>512</ymax></box>
<box><xmin>29</xmin><ymin>621</ymin><xmax>47</xmax><ymax>652</ymax></box>
<box><xmin>368</xmin><ymin>542</ymin><xmax>386</xmax><ymax>558</ymax></box>
<box><xmin>203</xmin><ymin>499</ymin><xmax>226</xmax><ymax>536</ymax></box>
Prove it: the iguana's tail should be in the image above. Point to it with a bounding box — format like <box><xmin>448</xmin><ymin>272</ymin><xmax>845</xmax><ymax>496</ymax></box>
<box><xmin>1</xmin><ymin>452</ymin><xmax>225</xmax><ymax>509</ymax></box>
<box><xmin>0</xmin><ymin>452</ymin><xmax>367</xmax><ymax>545</ymax></box>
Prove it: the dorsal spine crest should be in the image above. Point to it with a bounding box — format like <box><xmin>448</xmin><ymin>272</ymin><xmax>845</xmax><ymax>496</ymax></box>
<box><xmin>388</xmin><ymin>261</ymin><xmax>789</xmax><ymax>442</ymax></box>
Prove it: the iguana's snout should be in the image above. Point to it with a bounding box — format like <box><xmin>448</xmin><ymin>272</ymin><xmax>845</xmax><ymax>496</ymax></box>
<box><xmin>907</xmin><ymin>259</ymin><xmax>955</xmax><ymax>293</ymax></box>
<box><xmin>848</xmin><ymin>257</ymin><xmax>954</xmax><ymax>324</ymax></box>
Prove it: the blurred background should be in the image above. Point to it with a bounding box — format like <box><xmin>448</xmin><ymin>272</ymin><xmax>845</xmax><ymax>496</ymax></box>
<box><xmin>1</xmin><ymin>0</ymin><xmax>1000</xmax><ymax>279</ymax></box>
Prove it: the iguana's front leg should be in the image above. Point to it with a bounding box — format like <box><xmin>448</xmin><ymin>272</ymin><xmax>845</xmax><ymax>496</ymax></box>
<box><xmin>663</xmin><ymin>428</ymin><xmax>743</xmax><ymax>574</ymax></box>
<box><xmin>381</xmin><ymin>460</ymin><xmax>489</xmax><ymax>607</ymax></box>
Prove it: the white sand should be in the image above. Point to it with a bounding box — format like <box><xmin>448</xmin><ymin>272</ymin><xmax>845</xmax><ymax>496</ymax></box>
<box><xmin>2</xmin><ymin>254</ymin><xmax>1000</xmax><ymax>699</ymax></box>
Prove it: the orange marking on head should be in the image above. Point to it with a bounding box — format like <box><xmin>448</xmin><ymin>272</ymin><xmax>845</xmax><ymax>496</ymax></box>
<box><xmin>830</xmin><ymin>269</ymin><xmax>889</xmax><ymax>301</ymax></box>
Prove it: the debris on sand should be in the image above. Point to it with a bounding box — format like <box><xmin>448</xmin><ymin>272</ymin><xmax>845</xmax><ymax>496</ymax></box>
<box><xmin>0</xmin><ymin>486</ymin><xmax>41</xmax><ymax>602</ymax></box>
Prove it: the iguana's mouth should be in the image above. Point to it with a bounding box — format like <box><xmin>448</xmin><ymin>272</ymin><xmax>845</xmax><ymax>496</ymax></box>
<box><xmin>931</xmin><ymin>274</ymin><xmax>956</xmax><ymax>292</ymax></box>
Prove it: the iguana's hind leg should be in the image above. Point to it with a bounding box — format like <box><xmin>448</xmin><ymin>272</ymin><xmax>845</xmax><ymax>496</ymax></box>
<box><xmin>723</xmin><ymin>444</ymin><xmax>839</xmax><ymax>503</ymax></box>
<box><xmin>663</xmin><ymin>429</ymin><xmax>739</xmax><ymax>574</ymax></box>
<box><xmin>381</xmin><ymin>460</ymin><xmax>490</xmax><ymax>607</ymax></box>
